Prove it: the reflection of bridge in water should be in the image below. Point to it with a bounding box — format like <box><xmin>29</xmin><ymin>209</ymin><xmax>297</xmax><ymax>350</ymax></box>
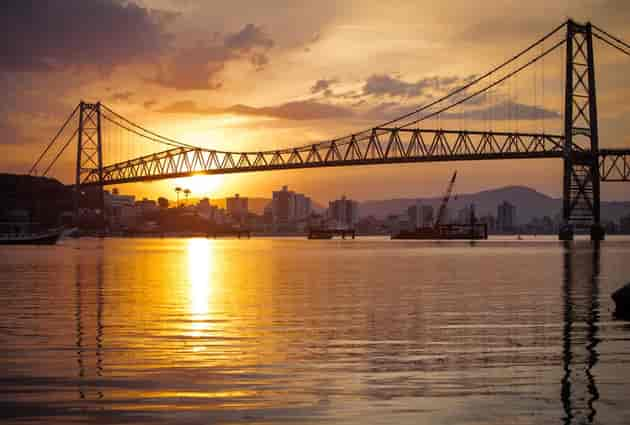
<box><xmin>562</xmin><ymin>243</ymin><xmax>601</xmax><ymax>424</ymax></box>
<box><xmin>31</xmin><ymin>21</ymin><xmax>630</xmax><ymax>239</ymax></box>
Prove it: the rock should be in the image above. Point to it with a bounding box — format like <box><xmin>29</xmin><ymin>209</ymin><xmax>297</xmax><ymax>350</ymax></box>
<box><xmin>612</xmin><ymin>283</ymin><xmax>630</xmax><ymax>319</ymax></box>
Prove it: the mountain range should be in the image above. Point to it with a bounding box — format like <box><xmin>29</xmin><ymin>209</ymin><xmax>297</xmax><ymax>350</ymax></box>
<box><xmin>358</xmin><ymin>186</ymin><xmax>630</xmax><ymax>224</ymax></box>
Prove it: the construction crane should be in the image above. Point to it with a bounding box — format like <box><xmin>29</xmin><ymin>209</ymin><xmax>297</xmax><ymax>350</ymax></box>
<box><xmin>434</xmin><ymin>171</ymin><xmax>457</xmax><ymax>228</ymax></box>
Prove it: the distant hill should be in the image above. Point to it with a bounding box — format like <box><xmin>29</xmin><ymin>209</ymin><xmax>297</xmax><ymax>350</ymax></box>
<box><xmin>359</xmin><ymin>185</ymin><xmax>630</xmax><ymax>224</ymax></box>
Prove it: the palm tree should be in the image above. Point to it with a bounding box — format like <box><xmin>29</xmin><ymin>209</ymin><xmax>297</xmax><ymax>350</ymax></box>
<box><xmin>175</xmin><ymin>187</ymin><xmax>182</xmax><ymax>207</ymax></box>
<box><xmin>183</xmin><ymin>188</ymin><xmax>191</xmax><ymax>205</ymax></box>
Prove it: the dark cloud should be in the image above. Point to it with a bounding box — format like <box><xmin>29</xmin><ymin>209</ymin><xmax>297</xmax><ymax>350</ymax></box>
<box><xmin>224</xmin><ymin>24</ymin><xmax>274</xmax><ymax>52</ymax></box>
<box><xmin>0</xmin><ymin>0</ymin><xmax>175</xmax><ymax>73</ymax></box>
<box><xmin>443</xmin><ymin>101</ymin><xmax>560</xmax><ymax>121</ymax></box>
<box><xmin>360</xmin><ymin>99</ymin><xmax>559</xmax><ymax>123</ymax></box>
<box><xmin>363</xmin><ymin>74</ymin><xmax>462</xmax><ymax>98</ymax></box>
<box><xmin>153</xmin><ymin>24</ymin><xmax>274</xmax><ymax>90</ymax></box>
<box><xmin>311</xmin><ymin>79</ymin><xmax>337</xmax><ymax>94</ymax></box>
<box><xmin>157</xmin><ymin>99</ymin><xmax>353</xmax><ymax>120</ymax></box>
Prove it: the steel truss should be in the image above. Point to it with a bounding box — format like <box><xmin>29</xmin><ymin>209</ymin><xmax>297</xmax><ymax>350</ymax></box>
<box><xmin>81</xmin><ymin>128</ymin><xmax>566</xmax><ymax>185</ymax></box>
<box><xmin>599</xmin><ymin>149</ymin><xmax>630</xmax><ymax>181</ymax></box>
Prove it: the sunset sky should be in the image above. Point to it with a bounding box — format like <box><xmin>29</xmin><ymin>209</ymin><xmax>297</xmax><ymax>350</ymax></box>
<box><xmin>2</xmin><ymin>0</ymin><xmax>630</xmax><ymax>203</ymax></box>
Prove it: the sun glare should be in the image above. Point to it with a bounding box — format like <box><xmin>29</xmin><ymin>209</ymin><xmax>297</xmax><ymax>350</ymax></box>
<box><xmin>173</xmin><ymin>174</ymin><xmax>224</xmax><ymax>199</ymax></box>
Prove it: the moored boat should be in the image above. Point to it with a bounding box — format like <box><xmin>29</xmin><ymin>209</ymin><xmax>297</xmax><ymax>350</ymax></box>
<box><xmin>0</xmin><ymin>227</ymin><xmax>63</xmax><ymax>245</ymax></box>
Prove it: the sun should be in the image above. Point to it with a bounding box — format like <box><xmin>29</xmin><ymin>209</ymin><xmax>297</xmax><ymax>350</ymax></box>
<box><xmin>174</xmin><ymin>174</ymin><xmax>224</xmax><ymax>198</ymax></box>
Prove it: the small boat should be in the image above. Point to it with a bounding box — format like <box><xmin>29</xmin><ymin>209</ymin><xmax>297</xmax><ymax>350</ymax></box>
<box><xmin>0</xmin><ymin>227</ymin><xmax>63</xmax><ymax>245</ymax></box>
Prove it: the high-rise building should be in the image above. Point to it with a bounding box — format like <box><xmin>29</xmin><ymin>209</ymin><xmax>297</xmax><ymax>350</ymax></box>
<box><xmin>407</xmin><ymin>202</ymin><xmax>434</xmax><ymax>230</ymax></box>
<box><xmin>497</xmin><ymin>201</ymin><xmax>517</xmax><ymax>232</ymax></box>
<box><xmin>226</xmin><ymin>193</ymin><xmax>248</xmax><ymax>223</ymax></box>
<box><xmin>294</xmin><ymin>193</ymin><xmax>312</xmax><ymax>220</ymax></box>
<box><xmin>271</xmin><ymin>186</ymin><xmax>311</xmax><ymax>225</ymax></box>
<box><xmin>328</xmin><ymin>196</ymin><xmax>359</xmax><ymax>228</ymax></box>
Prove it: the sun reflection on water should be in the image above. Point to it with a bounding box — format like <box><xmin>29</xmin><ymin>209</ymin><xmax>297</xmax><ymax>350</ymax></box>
<box><xmin>187</xmin><ymin>238</ymin><xmax>212</xmax><ymax>340</ymax></box>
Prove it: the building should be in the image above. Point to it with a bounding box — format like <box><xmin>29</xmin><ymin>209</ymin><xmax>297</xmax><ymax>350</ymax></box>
<box><xmin>294</xmin><ymin>193</ymin><xmax>312</xmax><ymax>220</ymax></box>
<box><xmin>136</xmin><ymin>198</ymin><xmax>158</xmax><ymax>217</ymax></box>
<box><xmin>271</xmin><ymin>186</ymin><xmax>311</xmax><ymax>226</ymax></box>
<box><xmin>226</xmin><ymin>193</ymin><xmax>248</xmax><ymax>223</ymax></box>
<box><xmin>272</xmin><ymin>186</ymin><xmax>295</xmax><ymax>224</ymax></box>
<box><xmin>497</xmin><ymin>201</ymin><xmax>517</xmax><ymax>232</ymax></box>
<box><xmin>104</xmin><ymin>189</ymin><xmax>137</xmax><ymax>229</ymax></box>
<box><xmin>328</xmin><ymin>196</ymin><xmax>359</xmax><ymax>228</ymax></box>
<box><xmin>407</xmin><ymin>202</ymin><xmax>434</xmax><ymax>230</ymax></box>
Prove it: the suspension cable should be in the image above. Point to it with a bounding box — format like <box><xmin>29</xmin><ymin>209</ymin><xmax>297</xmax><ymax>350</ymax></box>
<box><xmin>592</xmin><ymin>24</ymin><xmax>630</xmax><ymax>52</ymax></box>
<box><xmin>593</xmin><ymin>32</ymin><xmax>630</xmax><ymax>57</ymax></box>
<box><xmin>41</xmin><ymin>127</ymin><xmax>79</xmax><ymax>177</ymax></box>
<box><xmin>100</xmin><ymin>112</ymin><xmax>195</xmax><ymax>150</ymax></box>
<box><xmin>29</xmin><ymin>104</ymin><xmax>79</xmax><ymax>174</ymax></box>
<box><xmin>398</xmin><ymin>39</ymin><xmax>566</xmax><ymax>128</ymax></box>
<box><xmin>101</xmin><ymin>104</ymin><xmax>199</xmax><ymax>149</ymax></box>
<box><xmin>358</xmin><ymin>21</ymin><xmax>568</xmax><ymax>134</ymax></box>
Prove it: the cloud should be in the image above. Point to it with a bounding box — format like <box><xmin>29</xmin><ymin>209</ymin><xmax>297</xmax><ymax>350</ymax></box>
<box><xmin>311</xmin><ymin>79</ymin><xmax>337</xmax><ymax>94</ymax></box>
<box><xmin>443</xmin><ymin>101</ymin><xmax>560</xmax><ymax>121</ymax></box>
<box><xmin>153</xmin><ymin>24</ymin><xmax>274</xmax><ymax>90</ymax></box>
<box><xmin>0</xmin><ymin>0</ymin><xmax>175</xmax><ymax>73</ymax></box>
<box><xmin>153</xmin><ymin>44</ymin><xmax>229</xmax><ymax>90</ymax></box>
<box><xmin>363</xmin><ymin>74</ymin><xmax>463</xmax><ymax>98</ymax></box>
<box><xmin>157</xmin><ymin>99</ymin><xmax>353</xmax><ymax>120</ymax></box>
<box><xmin>224</xmin><ymin>23</ymin><xmax>274</xmax><ymax>52</ymax></box>
<box><xmin>144</xmin><ymin>100</ymin><xmax>158</xmax><ymax>109</ymax></box>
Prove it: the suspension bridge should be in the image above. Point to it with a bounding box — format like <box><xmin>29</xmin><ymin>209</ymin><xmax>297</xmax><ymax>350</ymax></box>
<box><xmin>29</xmin><ymin>20</ymin><xmax>630</xmax><ymax>240</ymax></box>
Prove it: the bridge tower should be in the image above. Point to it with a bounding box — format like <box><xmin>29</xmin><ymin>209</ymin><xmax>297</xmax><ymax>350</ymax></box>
<box><xmin>562</xmin><ymin>20</ymin><xmax>604</xmax><ymax>240</ymax></box>
<box><xmin>74</xmin><ymin>101</ymin><xmax>105</xmax><ymax>227</ymax></box>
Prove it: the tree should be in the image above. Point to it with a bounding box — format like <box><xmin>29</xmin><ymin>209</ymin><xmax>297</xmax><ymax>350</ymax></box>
<box><xmin>175</xmin><ymin>187</ymin><xmax>182</xmax><ymax>207</ymax></box>
<box><xmin>157</xmin><ymin>197</ymin><xmax>169</xmax><ymax>209</ymax></box>
<box><xmin>183</xmin><ymin>188</ymin><xmax>191</xmax><ymax>205</ymax></box>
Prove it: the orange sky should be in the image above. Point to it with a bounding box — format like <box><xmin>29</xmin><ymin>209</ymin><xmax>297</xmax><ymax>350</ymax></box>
<box><xmin>2</xmin><ymin>0</ymin><xmax>630</xmax><ymax>203</ymax></box>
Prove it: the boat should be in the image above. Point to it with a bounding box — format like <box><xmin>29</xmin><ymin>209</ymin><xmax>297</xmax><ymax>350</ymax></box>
<box><xmin>0</xmin><ymin>227</ymin><xmax>63</xmax><ymax>245</ymax></box>
<box><xmin>392</xmin><ymin>171</ymin><xmax>487</xmax><ymax>240</ymax></box>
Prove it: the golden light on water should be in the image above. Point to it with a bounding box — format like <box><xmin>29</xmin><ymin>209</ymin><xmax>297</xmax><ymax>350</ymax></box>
<box><xmin>187</xmin><ymin>238</ymin><xmax>212</xmax><ymax>338</ymax></box>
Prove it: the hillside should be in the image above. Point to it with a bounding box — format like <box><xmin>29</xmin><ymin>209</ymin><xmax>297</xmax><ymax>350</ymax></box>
<box><xmin>359</xmin><ymin>186</ymin><xmax>630</xmax><ymax>224</ymax></box>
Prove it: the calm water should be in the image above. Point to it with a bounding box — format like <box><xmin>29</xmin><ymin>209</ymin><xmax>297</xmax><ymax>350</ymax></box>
<box><xmin>1</xmin><ymin>237</ymin><xmax>629</xmax><ymax>424</ymax></box>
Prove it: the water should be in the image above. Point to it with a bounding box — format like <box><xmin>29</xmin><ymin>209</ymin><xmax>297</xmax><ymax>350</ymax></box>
<box><xmin>1</xmin><ymin>237</ymin><xmax>629</xmax><ymax>424</ymax></box>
